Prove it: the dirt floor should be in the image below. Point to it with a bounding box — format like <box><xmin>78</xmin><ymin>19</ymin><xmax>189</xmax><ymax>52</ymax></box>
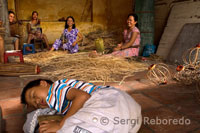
<box><xmin>0</xmin><ymin>67</ymin><xmax>200</xmax><ymax>132</ymax></box>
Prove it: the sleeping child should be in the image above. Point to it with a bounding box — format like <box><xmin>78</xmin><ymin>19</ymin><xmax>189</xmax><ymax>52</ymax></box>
<box><xmin>21</xmin><ymin>78</ymin><xmax>142</xmax><ymax>133</ymax></box>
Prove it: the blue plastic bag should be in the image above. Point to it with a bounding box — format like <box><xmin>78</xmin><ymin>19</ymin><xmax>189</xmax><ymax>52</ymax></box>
<box><xmin>142</xmin><ymin>44</ymin><xmax>156</xmax><ymax>57</ymax></box>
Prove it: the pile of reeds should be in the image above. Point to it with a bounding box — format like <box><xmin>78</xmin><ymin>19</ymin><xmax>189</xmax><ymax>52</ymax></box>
<box><xmin>23</xmin><ymin>51</ymin><xmax>148</xmax><ymax>83</ymax></box>
<box><xmin>174</xmin><ymin>62</ymin><xmax>200</xmax><ymax>85</ymax></box>
<box><xmin>80</xmin><ymin>29</ymin><xmax>121</xmax><ymax>53</ymax></box>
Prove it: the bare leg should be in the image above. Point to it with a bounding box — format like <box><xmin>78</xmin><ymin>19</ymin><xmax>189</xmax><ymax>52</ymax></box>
<box><xmin>26</xmin><ymin>34</ymin><xmax>34</xmax><ymax>51</ymax></box>
<box><xmin>15</xmin><ymin>38</ymin><xmax>19</xmax><ymax>50</ymax></box>
<box><xmin>42</xmin><ymin>34</ymin><xmax>49</xmax><ymax>49</ymax></box>
<box><xmin>0</xmin><ymin>36</ymin><xmax>4</xmax><ymax>63</ymax></box>
<box><xmin>27</xmin><ymin>34</ymin><xmax>34</xmax><ymax>44</ymax></box>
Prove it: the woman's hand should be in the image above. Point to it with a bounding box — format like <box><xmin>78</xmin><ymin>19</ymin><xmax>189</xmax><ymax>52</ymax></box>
<box><xmin>113</xmin><ymin>47</ymin><xmax>121</xmax><ymax>51</ymax></box>
<box><xmin>39</xmin><ymin>120</ymin><xmax>61</xmax><ymax>133</ymax></box>
<box><xmin>72</xmin><ymin>41</ymin><xmax>76</xmax><ymax>47</ymax></box>
<box><xmin>113</xmin><ymin>43</ymin><xmax>122</xmax><ymax>51</ymax></box>
<box><xmin>117</xmin><ymin>43</ymin><xmax>122</xmax><ymax>48</ymax></box>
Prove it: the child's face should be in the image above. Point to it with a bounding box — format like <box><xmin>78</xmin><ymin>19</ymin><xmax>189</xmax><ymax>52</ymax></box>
<box><xmin>25</xmin><ymin>81</ymin><xmax>50</xmax><ymax>109</ymax></box>
<box><xmin>127</xmin><ymin>16</ymin><xmax>137</xmax><ymax>28</ymax></box>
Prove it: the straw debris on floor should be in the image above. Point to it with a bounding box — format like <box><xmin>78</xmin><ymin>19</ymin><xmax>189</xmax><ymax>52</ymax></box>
<box><xmin>23</xmin><ymin>51</ymin><xmax>148</xmax><ymax>84</ymax></box>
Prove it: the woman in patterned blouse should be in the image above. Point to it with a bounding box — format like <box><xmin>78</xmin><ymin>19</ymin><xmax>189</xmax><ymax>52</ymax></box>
<box><xmin>89</xmin><ymin>13</ymin><xmax>141</xmax><ymax>58</ymax></box>
<box><xmin>112</xmin><ymin>13</ymin><xmax>141</xmax><ymax>57</ymax></box>
<box><xmin>50</xmin><ymin>16</ymin><xmax>83</xmax><ymax>53</ymax></box>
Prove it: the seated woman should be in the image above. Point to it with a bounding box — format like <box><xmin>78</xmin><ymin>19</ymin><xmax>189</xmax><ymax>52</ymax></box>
<box><xmin>112</xmin><ymin>13</ymin><xmax>140</xmax><ymax>57</ymax></box>
<box><xmin>90</xmin><ymin>13</ymin><xmax>140</xmax><ymax>58</ymax></box>
<box><xmin>27</xmin><ymin>11</ymin><xmax>49</xmax><ymax>49</ymax></box>
<box><xmin>50</xmin><ymin>16</ymin><xmax>83</xmax><ymax>53</ymax></box>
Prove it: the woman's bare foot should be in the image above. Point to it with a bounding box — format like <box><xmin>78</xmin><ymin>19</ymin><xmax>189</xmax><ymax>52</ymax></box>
<box><xmin>88</xmin><ymin>50</ymin><xmax>99</xmax><ymax>58</ymax></box>
<box><xmin>64</xmin><ymin>49</ymin><xmax>69</xmax><ymax>54</ymax></box>
<box><xmin>25</xmin><ymin>47</ymin><xmax>32</xmax><ymax>51</ymax></box>
<box><xmin>49</xmin><ymin>47</ymin><xmax>55</xmax><ymax>52</ymax></box>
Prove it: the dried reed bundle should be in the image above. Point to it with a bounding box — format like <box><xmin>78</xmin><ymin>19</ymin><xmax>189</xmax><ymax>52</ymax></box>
<box><xmin>23</xmin><ymin>51</ymin><xmax>148</xmax><ymax>83</ymax></box>
<box><xmin>149</xmin><ymin>54</ymin><xmax>163</xmax><ymax>62</ymax></box>
<box><xmin>80</xmin><ymin>30</ymin><xmax>121</xmax><ymax>53</ymax></box>
<box><xmin>174</xmin><ymin>62</ymin><xmax>200</xmax><ymax>85</ymax></box>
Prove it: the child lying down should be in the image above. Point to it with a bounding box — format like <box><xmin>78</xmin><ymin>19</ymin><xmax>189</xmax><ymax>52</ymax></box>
<box><xmin>21</xmin><ymin>78</ymin><xmax>142</xmax><ymax>133</ymax></box>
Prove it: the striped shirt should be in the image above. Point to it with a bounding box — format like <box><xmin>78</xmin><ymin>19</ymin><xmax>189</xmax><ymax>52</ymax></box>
<box><xmin>46</xmin><ymin>79</ymin><xmax>108</xmax><ymax>114</ymax></box>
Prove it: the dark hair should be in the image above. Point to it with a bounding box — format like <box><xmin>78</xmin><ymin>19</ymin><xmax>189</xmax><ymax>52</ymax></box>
<box><xmin>128</xmin><ymin>13</ymin><xmax>138</xmax><ymax>27</ymax></box>
<box><xmin>65</xmin><ymin>16</ymin><xmax>76</xmax><ymax>29</ymax></box>
<box><xmin>21</xmin><ymin>79</ymin><xmax>53</xmax><ymax>104</ymax></box>
<box><xmin>8</xmin><ymin>10</ymin><xmax>15</xmax><ymax>15</ymax></box>
<box><xmin>32</xmin><ymin>11</ymin><xmax>38</xmax><ymax>16</ymax></box>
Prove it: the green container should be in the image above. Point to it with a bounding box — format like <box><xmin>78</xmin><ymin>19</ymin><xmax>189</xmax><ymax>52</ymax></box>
<box><xmin>95</xmin><ymin>38</ymin><xmax>104</xmax><ymax>53</ymax></box>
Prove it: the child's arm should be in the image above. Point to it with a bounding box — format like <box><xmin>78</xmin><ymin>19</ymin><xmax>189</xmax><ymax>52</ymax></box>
<box><xmin>39</xmin><ymin>88</ymin><xmax>91</xmax><ymax>132</ymax></box>
<box><xmin>60</xmin><ymin>88</ymin><xmax>91</xmax><ymax>126</ymax></box>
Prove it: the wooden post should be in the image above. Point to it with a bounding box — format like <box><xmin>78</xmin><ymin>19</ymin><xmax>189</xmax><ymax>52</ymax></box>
<box><xmin>0</xmin><ymin>0</ymin><xmax>9</xmax><ymax>63</ymax></box>
<box><xmin>0</xmin><ymin>0</ymin><xmax>10</xmax><ymax>37</ymax></box>
<box><xmin>0</xmin><ymin>35</ymin><xmax>4</xmax><ymax>63</ymax></box>
<box><xmin>0</xmin><ymin>106</ymin><xmax>2</xmax><ymax>133</ymax></box>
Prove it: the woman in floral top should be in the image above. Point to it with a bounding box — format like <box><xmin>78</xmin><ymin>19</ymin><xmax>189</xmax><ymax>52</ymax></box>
<box><xmin>89</xmin><ymin>13</ymin><xmax>141</xmax><ymax>58</ymax></box>
<box><xmin>50</xmin><ymin>16</ymin><xmax>83</xmax><ymax>53</ymax></box>
<box><xmin>112</xmin><ymin>13</ymin><xmax>141</xmax><ymax>57</ymax></box>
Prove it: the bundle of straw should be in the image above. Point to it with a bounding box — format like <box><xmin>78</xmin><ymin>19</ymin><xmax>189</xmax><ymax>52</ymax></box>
<box><xmin>23</xmin><ymin>51</ymin><xmax>148</xmax><ymax>83</ymax></box>
<box><xmin>80</xmin><ymin>29</ymin><xmax>120</xmax><ymax>53</ymax></box>
<box><xmin>174</xmin><ymin>62</ymin><xmax>200</xmax><ymax>85</ymax></box>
